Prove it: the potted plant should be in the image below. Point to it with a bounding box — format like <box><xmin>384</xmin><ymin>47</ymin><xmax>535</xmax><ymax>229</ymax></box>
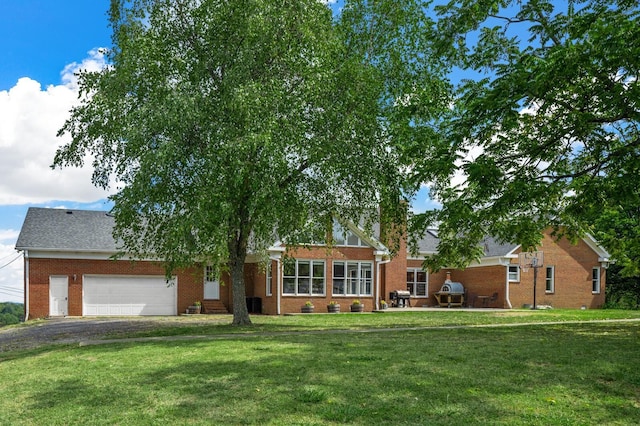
<box><xmin>301</xmin><ymin>301</ymin><xmax>314</xmax><ymax>313</ymax></box>
<box><xmin>379</xmin><ymin>300</ymin><xmax>388</xmax><ymax>310</ymax></box>
<box><xmin>327</xmin><ymin>301</ymin><xmax>340</xmax><ymax>313</ymax></box>
<box><xmin>188</xmin><ymin>301</ymin><xmax>202</xmax><ymax>314</ymax></box>
<box><xmin>350</xmin><ymin>299</ymin><xmax>364</xmax><ymax>313</ymax></box>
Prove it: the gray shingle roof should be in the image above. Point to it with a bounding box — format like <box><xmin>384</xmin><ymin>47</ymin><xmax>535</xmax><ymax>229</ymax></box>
<box><xmin>481</xmin><ymin>237</ymin><xmax>519</xmax><ymax>257</ymax></box>
<box><xmin>415</xmin><ymin>230</ymin><xmax>519</xmax><ymax>257</ymax></box>
<box><xmin>15</xmin><ymin>207</ymin><xmax>521</xmax><ymax>258</ymax></box>
<box><xmin>15</xmin><ymin>207</ymin><xmax>118</xmax><ymax>252</ymax></box>
<box><xmin>415</xmin><ymin>229</ymin><xmax>440</xmax><ymax>253</ymax></box>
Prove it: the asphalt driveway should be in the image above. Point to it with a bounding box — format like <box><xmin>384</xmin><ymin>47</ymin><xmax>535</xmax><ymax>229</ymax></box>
<box><xmin>0</xmin><ymin>317</ymin><xmax>215</xmax><ymax>352</ymax></box>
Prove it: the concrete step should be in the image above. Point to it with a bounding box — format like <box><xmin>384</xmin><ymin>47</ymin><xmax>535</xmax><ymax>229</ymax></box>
<box><xmin>202</xmin><ymin>300</ymin><xmax>229</xmax><ymax>314</ymax></box>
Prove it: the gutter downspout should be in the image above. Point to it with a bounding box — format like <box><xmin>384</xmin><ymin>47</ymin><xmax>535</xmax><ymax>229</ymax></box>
<box><xmin>276</xmin><ymin>257</ymin><xmax>282</xmax><ymax>315</ymax></box>
<box><xmin>23</xmin><ymin>250</ymin><xmax>29</xmax><ymax>321</ymax></box>
<box><xmin>269</xmin><ymin>254</ymin><xmax>283</xmax><ymax>316</ymax></box>
<box><xmin>374</xmin><ymin>251</ymin><xmax>391</xmax><ymax>311</ymax></box>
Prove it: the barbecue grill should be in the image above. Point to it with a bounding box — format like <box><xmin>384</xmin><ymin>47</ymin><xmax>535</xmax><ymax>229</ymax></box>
<box><xmin>434</xmin><ymin>279</ymin><xmax>465</xmax><ymax>308</ymax></box>
<box><xmin>390</xmin><ymin>290</ymin><xmax>411</xmax><ymax>307</ymax></box>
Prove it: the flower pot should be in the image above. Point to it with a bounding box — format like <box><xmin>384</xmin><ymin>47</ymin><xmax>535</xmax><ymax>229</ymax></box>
<box><xmin>301</xmin><ymin>305</ymin><xmax>314</xmax><ymax>313</ymax></box>
<box><xmin>327</xmin><ymin>304</ymin><xmax>340</xmax><ymax>313</ymax></box>
<box><xmin>350</xmin><ymin>304</ymin><xmax>364</xmax><ymax>313</ymax></box>
<box><xmin>380</xmin><ymin>304</ymin><xmax>388</xmax><ymax>310</ymax></box>
<box><xmin>187</xmin><ymin>305</ymin><xmax>201</xmax><ymax>314</ymax></box>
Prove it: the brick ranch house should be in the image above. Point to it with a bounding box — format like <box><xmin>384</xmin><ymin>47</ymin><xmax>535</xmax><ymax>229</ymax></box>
<box><xmin>16</xmin><ymin>207</ymin><xmax>611</xmax><ymax>319</ymax></box>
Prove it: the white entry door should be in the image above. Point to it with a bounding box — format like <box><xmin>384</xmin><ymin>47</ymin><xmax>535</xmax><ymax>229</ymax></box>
<box><xmin>204</xmin><ymin>266</ymin><xmax>220</xmax><ymax>300</ymax></box>
<box><xmin>204</xmin><ymin>279</ymin><xmax>220</xmax><ymax>300</ymax></box>
<box><xmin>49</xmin><ymin>276</ymin><xmax>68</xmax><ymax>316</ymax></box>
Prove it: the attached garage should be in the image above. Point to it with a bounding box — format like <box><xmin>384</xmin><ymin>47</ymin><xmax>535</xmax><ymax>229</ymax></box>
<box><xmin>83</xmin><ymin>275</ymin><xmax>177</xmax><ymax>316</ymax></box>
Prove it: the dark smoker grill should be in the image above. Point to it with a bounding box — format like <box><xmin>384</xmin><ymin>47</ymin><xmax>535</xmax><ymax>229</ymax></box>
<box><xmin>434</xmin><ymin>281</ymin><xmax>465</xmax><ymax>308</ymax></box>
<box><xmin>390</xmin><ymin>290</ymin><xmax>411</xmax><ymax>307</ymax></box>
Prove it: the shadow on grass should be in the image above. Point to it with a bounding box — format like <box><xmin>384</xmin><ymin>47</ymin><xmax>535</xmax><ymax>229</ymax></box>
<box><xmin>20</xmin><ymin>323</ymin><xmax>640</xmax><ymax>425</ymax></box>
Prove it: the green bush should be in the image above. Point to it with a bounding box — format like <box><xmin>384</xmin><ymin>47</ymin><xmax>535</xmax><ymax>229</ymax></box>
<box><xmin>0</xmin><ymin>303</ymin><xmax>24</xmax><ymax>326</ymax></box>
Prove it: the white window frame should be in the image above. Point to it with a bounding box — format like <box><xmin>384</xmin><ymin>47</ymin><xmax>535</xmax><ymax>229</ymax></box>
<box><xmin>508</xmin><ymin>265</ymin><xmax>520</xmax><ymax>282</ymax></box>
<box><xmin>406</xmin><ymin>268</ymin><xmax>428</xmax><ymax>297</ymax></box>
<box><xmin>332</xmin><ymin>261</ymin><xmax>373</xmax><ymax>296</ymax></box>
<box><xmin>545</xmin><ymin>266</ymin><xmax>555</xmax><ymax>293</ymax></box>
<box><xmin>266</xmin><ymin>262</ymin><xmax>272</xmax><ymax>296</ymax></box>
<box><xmin>283</xmin><ymin>259</ymin><xmax>325</xmax><ymax>296</ymax></box>
<box><xmin>332</xmin><ymin>221</ymin><xmax>369</xmax><ymax>247</ymax></box>
<box><xmin>592</xmin><ymin>267</ymin><xmax>601</xmax><ymax>294</ymax></box>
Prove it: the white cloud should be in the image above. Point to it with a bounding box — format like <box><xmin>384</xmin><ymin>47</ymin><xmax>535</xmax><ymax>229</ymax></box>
<box><xmin>60</xmin><ymin>48</ymin><xmax>109</xmax><ymax>89</ymax></box>
<box><xmin>0</xmin><ymin>49</ymin><xmax>113</xmax><ymax>205</ymax></box>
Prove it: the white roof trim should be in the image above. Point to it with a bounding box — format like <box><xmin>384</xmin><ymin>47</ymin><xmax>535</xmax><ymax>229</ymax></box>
<box><xmin>582</xmin><ymin>233</ymin><xmax>611</xmax><ymax>261</ymax></box>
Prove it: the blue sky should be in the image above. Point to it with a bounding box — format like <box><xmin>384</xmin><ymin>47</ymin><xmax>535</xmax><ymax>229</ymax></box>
<box><xmin>0</xmin><ymin>1</ymin><xmax>113</xmax><ymax>302</ymax></box>
<box><xmin>0</xmin><ymin>0</ymin><xmax>435</xmax><ymax>303</ymax></box>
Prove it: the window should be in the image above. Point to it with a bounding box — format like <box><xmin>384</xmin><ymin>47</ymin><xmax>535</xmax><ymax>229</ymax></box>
<box><xmin>508</xmin><ymin>265</ymin><xmax>520</xmax><ymax>282</ymax></box>
<box><xmin>332</xmin><ymin>261</ymin><xmax>372</xmax><ymax>296</ymax></box>
<box><xmin>205</xmin><ymin>265</ymin><xmax>215</xmax><ymax>282</ymax></box>
<box><xmin>407</xmin><ymin>268</ymin><xmax>428</xmax><ymax>297</ymax></box>
<box><xmin>332</xmin><ymin>221</ymin><xmax>368</xmax><ymax>247</ymax></box>
<box><xmin>592</xmin><ymin>268</ymin><xmax>601</xmax><ymax>294</ymax></box>
<box><xmin>545</xmin><ymin>266</ymin><xmax>554</xmax><ymax>293</ymax></box>
<box><xmin>266</xmin><ymin>262</ymin><xmax>272</xmax><ymax>296</ymax></box>
<box><xmin>283</xmin><ymin>260</ymin><xmax>325</xmax><ymax>296</ymax></box>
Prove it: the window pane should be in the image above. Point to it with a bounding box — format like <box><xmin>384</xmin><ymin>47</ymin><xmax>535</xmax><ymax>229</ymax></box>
<box><xmin>284</xmin><ymin>261</ymin><xmax>296</xmax><ymax>277</ymax></box>
<box><xmin>333</xmin><ymin>262</ymin><xmax>344</xmax><ymax>278</ymax></box>
<box><xmin>332</xmin><ymin>221</ymin><xmax>346</xmax><ymax>245</ymax></box>
<box><xmin>283</xmin><ymin>278</ymin><xmax>295</xmax><ymax>294</ymax></box>
<box><xmin>266</xmin><ymin>263</ymin><xmax>272</xmax><ymax>296</ymax></box>
<box><xmin>361</xmin><ymin>263</ymin><xmax>372</xmax><ymax>278</ymax></box>
<box><xmin>313</xmin><ymin>262</ymin><xmax>324</xmax><ymax>278</ymax></box>
<box><xmin>205</xmin><ymin>266</ymin><xmax>215</xmax><ymax>282</ymax></box>
<box><xmin>298</xmin><ymin>278</ymin><xmax>310</xmax><ymax>294</ymax></box>
<box><xmin>347</xmin><ymin>263</ymin><xmax>359</xmax><ymax>294</ymax></box>
<box><xmin>508</xmin><ymin>265</ymin><xmax>519</xmax><ymax>281</ymax></box>
<box><xmin>417</xmin><ymin>282</ymin><xmax>427</xmax><ymax>296</ymax></box>
<box><xmin>347</xmin><ymin>263</ymin><xmax>358</xmax><ymax>277</ymax></box>
<box><xmin>333</xmin><ymin>279</ymin><xmax>344</xmax><ymax>295</ymax></box>
<box><xmin>347</xmin><ymin>233</ymin><xmax>359</xmax><ymax>246</ymax></box>
<box><xmin>363</xmin><ymin>278</ymin><xmax>372</xmax><ymax>295</ymax></box>
<box><xmin>312</xmin><ymin>278</ymin><xmax>324</xmax><ymax>295</ymax></box>
<box><xmin>416</xmin><ymin>271</ymin><xmax>427</xmax><ymax>283</ymax></box>
<box><xmin>406</xmin><ymin>271</ymin><xmax>415</xmax><ymax>283</ymax></box>
<box><xmin>298</xmin><ymin>261</ymin><xmax>310</xmax><ymax>277</ymax></box>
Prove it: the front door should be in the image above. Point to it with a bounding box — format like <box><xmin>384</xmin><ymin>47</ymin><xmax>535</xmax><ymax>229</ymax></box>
<box><xmin>204</xmin><ymin>266</ymin><xmax>220</xmax><ymax>300</ymax></box>
<box><xmin>49</xmin><ymin>276</ymin><xmax>68</xmax><ymax>316</ymax></box>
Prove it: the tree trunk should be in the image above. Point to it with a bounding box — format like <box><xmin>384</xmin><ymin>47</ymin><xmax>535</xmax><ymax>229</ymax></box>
<box><xmin>229</xmin><ymin>253</ymin><xmax>251</xmax><ymax>325</ymax></box>
<box><xmin>228</xmin><ymin>229</ymin><xmax>252</xmax><ymax>326</ymax></box>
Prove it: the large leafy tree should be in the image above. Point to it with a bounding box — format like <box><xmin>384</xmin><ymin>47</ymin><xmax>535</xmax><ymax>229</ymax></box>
<box><xmin>411</xmin><ymin>0</ymin><xmax>640</xmax><ymax>271</ymax></box>
<box><xmin>54</xmin><ymin>0</ymin><xmax>406</xmax><ymax>325</ymax></box>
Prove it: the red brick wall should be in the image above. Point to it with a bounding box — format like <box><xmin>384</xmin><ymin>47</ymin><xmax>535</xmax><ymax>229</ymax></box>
<box><xmin>404</xmin><ymin>230</ymin><xmax>607</xmax><ymax>310</ymax></box>
<box><xmin>383</xmin><ymin>237</ymin><xmax>408</xmax><ymax>303</ymax></box>
<box><xmin>509</xmin><ymin>233</ymin><xmax>606</xmax><ymax>309</ymax></box>
<box><xmin>450</xmin><ymin>266</ymin><xmax>507</xmax><ymax>308</ymax></box>
<box><xmin>26</xmin><ymin>257</ymin><xmax>203</xmax><ymax>319</ymax></box>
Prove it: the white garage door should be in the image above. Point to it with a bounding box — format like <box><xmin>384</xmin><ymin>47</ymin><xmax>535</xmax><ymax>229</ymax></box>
<box><xmin>83</xmin><ymin>276</ymin><xmax>177</xmax><ymax>316</ymax></box>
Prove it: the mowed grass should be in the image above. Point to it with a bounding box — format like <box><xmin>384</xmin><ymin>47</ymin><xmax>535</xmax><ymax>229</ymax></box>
<box><xmin>1</xmin><ymin>311</ymin><xmax>639</xmax><ymax>425</ymax></box>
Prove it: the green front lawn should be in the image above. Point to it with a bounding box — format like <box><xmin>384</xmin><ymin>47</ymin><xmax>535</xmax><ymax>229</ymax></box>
<box><xmin>1</xmin><ymin>311</ymin><xmax>639</xmax><ymax>425</ymax></box>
